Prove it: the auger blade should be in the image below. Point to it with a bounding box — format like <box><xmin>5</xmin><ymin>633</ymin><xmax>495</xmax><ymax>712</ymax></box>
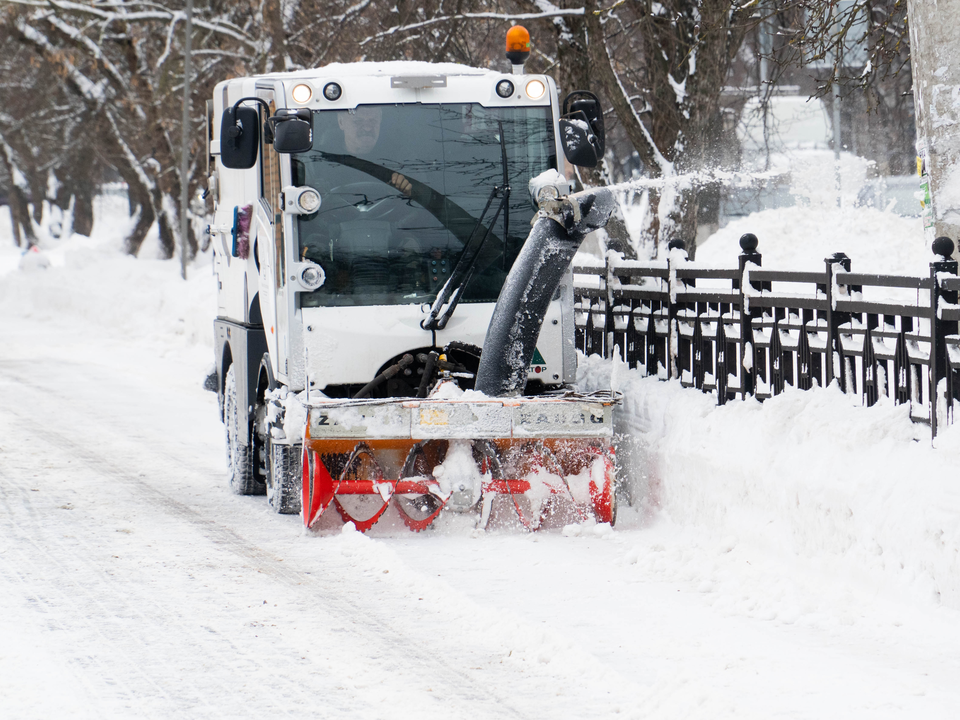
<box><xmin>332</xmin><ymin>443</ymin><xmax>392</xmax><ymax>532</ymax></box>
<box><xmin>394</xmin><ymin>443</ymin><xmax>448</xmax><ymax>531</ymax></box>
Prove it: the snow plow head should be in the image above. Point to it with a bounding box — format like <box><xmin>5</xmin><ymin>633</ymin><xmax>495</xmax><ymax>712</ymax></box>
<box><xmin>301</xmin><ymin>390</ymin><xmax>619</xmax><ymax>533</ymax></box>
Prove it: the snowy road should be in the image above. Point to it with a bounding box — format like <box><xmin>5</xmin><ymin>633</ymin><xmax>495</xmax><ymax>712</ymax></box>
<box><xmin>3</xmin><ymin>196</ymin><xmax>960</xmax><ymax>719</ymax></box>
<box><xmin>3</xmin><ymin>314</ymin><xmax>960</xmax><ymax>720</ymax></box>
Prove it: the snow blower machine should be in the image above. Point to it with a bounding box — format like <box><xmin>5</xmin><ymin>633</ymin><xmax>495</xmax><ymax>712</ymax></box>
<box><xmin>209</xmin><ymin>26</ymin><xmax>621</xmax><ymax>532</ymax></box>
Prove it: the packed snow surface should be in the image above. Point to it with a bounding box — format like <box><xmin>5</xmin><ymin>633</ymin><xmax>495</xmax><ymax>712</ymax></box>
<box><xmin>2</xmin><ymin>195</ymin><xmax>960</xmax><ymax>718</ymax></box>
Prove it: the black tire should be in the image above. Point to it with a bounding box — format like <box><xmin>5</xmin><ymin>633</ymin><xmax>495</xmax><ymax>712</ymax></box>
<box><xmin>266</xmin><ymin>440</ymin><xmax>302</xmax><ymax>514</ymax></box>
<box><xmin>224</xmin><ymin>365</ymin><xmax>265</xmax><ymax>495</ymax></box>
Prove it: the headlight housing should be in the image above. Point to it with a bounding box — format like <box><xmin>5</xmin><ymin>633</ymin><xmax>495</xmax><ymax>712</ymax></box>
<box><xmin>496</xmin><ymin>79</ymin><xmax>515</xmax><ymax>98</ymax></box>
<box><xmin>282</xmin><ymin>186</ymin><xmax>322</xmax><ymax>215</ymax></box>
<box><xmin>525</xmin><ymin>79</ymin><xmax>546</xmax><ymax>100</ymax></box>
<box><xmin>323</xmin><ymin>82</ymin><xmax>343</xmax><ymax>101</ymax></box>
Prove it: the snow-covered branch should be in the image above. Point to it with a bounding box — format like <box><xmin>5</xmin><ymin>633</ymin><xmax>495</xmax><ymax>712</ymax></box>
<box><xmin>360</xmin><ymin>9</ymin><xmax>585</xmax><ymax>46</ymax></box>
<box><xmin>8</xmin><ymin>0</ymin><xmax>259</xmax><ymax>50</ymax></box>
<box><xmin>16</xmin><ymin>19</ymin><xmax>110</xmax><ymax>107</ymax></box>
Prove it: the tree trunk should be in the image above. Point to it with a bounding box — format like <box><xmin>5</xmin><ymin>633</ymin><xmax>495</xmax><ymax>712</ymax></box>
<box><xmin>527</xmin><ymin>1</ymin><xmax>636</xmax><ymax>257</ymax></box>
<box><xmin>155</xmin><ymin>191</ymin><xmax>177</xmax><ymax>259</ymax></box>
<box><xmin>72</xmin><ymin>190</ymin><xmax>94</xmax><ymax>237</ymax></box>
<box><xmin>261</xmin><ymin>0</ymin><xmax>289</xmax><ymax>72</ymax></box>
<box><xmin>124</xmin><ymin>201</ymin><xmax>156</xmax><ymax>256</ymax></box>
<box><xmin>8</xmin><ymin>186</ymin><xmax>34</xmax><ymax>247</ymax></box>
<box><xmin>58</xmin><ymin>146</ymin><xmax>96</xmax><ymax>237</ymax></box>
<box><xmin>907</xmin><ymin>0</ymin><xmax>960</xmax><ymax>254</ymax></box>
<box><xmin>115</xmin><ymin>162</ymin><xmax>155</xmax><ymax>256</ymax></box>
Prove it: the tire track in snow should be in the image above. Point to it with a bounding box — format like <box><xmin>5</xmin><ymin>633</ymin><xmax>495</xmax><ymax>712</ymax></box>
<box><xmin>0</xmin><ymin>361</ymin><xmax>542</xmax><ymax>720</ymax></box>
<box><xmin>0</xmin><ymin>430</ymin><xmax>332</xmax><ymax>719</ymax></box>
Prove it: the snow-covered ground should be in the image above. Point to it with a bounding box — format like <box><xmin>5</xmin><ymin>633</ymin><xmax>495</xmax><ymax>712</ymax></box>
<box><xmin>2</xmin><ymin>195</ymin><xmax>959</xmax><ymax>719</ymax></box>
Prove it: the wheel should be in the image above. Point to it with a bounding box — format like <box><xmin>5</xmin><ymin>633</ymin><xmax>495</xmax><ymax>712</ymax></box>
<box><xmin>223</xmin><ymin>365</ymin><xmax>265</xmax><ymax>495</ymax></box>
<box><xmin>266</xmin><ymin>439</ymin><xmax>302</xmax><ymax>514</ymax></box>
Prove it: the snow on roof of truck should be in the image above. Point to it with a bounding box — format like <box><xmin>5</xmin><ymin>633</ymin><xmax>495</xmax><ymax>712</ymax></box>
<box><xmin>254</xmin><ymin>61</ymin><xmax>495</xmax><ymax>81</ymax></box>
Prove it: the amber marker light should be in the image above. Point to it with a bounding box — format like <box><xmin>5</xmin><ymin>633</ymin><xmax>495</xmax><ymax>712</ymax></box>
<box><xmin>292</xmin><ymin>83</ymin><xmax>313</xmax><ymax>104</ymax></box>
<box><xmin>505</xmin><ymin>25</ymin><xmax>531</xmax><ymax>66</ymax></box>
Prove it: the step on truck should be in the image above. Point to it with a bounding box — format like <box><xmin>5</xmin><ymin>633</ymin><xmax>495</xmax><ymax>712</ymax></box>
<box><xmin>208</xmin><ymin>26</ymin><xmax>620</xmax><ymax>532</ymax></box>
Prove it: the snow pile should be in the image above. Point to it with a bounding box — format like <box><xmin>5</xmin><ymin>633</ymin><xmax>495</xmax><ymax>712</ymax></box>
<box><xmin>0</xmin><ymin>195</ymin><xmax>216</xmax><ymax>352</ymax></box>
<box><xmin>699</xmin><ymin>204</ymin><xmax>929</xmax><ymax>273</ymax></box>
<box><xmin>579</xmin><ymin>354</ymin><xmax>960</xmax><ymax>613</ymax></box>
<box><xmin>4</xmin><ymin>190</ymin><xmax>960</xmax><ymax>716</ymax></box>
<box><xmin>616</xmin><ymin>151</ymin><xmax>933</xmax><ymax>272</ymax></box>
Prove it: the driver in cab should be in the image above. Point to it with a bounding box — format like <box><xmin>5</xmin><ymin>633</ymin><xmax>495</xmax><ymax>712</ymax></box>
<box><xmin>300</xmin><ymin>106</ymin><xmax>424</xmax><ymax>300</ymax></box>
<box><xmin>338</xmin><ymin>106</ymin><xmax>411</xmax><ymax>196</ymax></box>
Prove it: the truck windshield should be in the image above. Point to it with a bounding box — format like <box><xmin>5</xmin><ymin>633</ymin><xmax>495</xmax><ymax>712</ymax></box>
<box><xmin>293</xmin><ymin>103</ymin><xmax>556</xmax><ymax>308</ymax></box>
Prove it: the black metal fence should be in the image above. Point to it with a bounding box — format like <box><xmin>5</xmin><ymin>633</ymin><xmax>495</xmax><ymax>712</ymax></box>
<box><xmin>572</xmin><ymin>235</ymin><xmax>960</xmax><ymax>438</ymax></box>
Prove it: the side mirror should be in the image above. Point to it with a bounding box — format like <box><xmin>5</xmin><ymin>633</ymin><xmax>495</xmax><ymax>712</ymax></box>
<box><xmin>272</xmin><ymin>109</ymin><xmax>313</xmax><ymax>154</ymax></box>
<box><xmin>220</xmin><ymin>106</ymin><xmax>260</xmax><ymax>169</ymax></box>
<box><xmin>559</xmin><ymin>91</ymin><xmax>605</xmax><ymax>168</ymax></box>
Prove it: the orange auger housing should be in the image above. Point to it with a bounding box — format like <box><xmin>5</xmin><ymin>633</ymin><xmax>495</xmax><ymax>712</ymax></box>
<box><xmin>301</xmin><ymin>388</ymin><xmax>618</xmax><ymax>533</ymax></box>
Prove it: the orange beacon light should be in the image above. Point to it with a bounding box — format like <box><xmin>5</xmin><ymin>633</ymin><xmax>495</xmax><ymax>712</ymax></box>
<box><xmin>506</xmin><ymin>25</ymin><xmax>531</xmax><ymax>67</ymax></box>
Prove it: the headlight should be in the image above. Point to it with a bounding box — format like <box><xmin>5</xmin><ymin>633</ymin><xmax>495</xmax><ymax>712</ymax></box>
<box><xmin>282</xmin><ymin>186</ymin><xmax>322</xmax><ymax>215</ymax></box>
<box><xmin>298</xmin><ymin>188</ymin><xmax>321</xmax><ymax>213</ymax></box>
<box><xmin>323</xmin><ymin>82</ymin><xmax>343</xmax><ymax>101</ymax></box>
<box><xmin>292</xmin><ymin>83</ymin><xmax>313</xmax><ymax>104</ymax></box>
<box><xmin>525</xmin><ymin>79</ymin><xmax>546</xmax><ymax>100</ymax></box>
<box><xmin>496</xmin><ymin>79</ymin><xmax>515</xmax><ymax>98</ymax></box>
<box><xmin>300</xmin><ymin>264</ymin><xmax>325</xmax><ymax>290</ymax></box>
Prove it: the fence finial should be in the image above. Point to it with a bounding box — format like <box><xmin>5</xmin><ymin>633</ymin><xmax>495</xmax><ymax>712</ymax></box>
<box><xmin>933</xmin><ymin>236</ymin><xmax>955</xmax><ymax>259</ymax></box>
<box><xmin>739</xmin><ymin>233</ymin><xmax>759</xmax><ymax>254</ymax></box>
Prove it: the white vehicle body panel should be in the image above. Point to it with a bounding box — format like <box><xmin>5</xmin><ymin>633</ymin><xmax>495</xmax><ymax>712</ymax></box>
<box><xmin>210</xmin><ymin>61</ymin><xmax>571</xmax><ymax>399</ymax></box>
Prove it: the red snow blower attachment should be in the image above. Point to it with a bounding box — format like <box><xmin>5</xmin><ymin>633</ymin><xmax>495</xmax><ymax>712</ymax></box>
<box><xmin>302</xmin><ymin>392</ymin><xmax>618</xmax><ymax>532</ymax></box>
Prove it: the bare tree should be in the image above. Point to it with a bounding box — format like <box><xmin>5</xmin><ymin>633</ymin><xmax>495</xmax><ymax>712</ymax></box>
<box><xmin>906</xmin><ymin>0</ymin><xmax>960</xmax><ymax>249</ymax></box>
<box><xmin>6</xmin><ymin>1</ymin><xmax>858</xmax><ymax>262</ymax></box>
<box><xmin>753</xmin><ymin>1</ymin><xmax>914</xmax><ymax>173</ymax></box>
<box><xmin>3</xmin><ymin>1</ymin><xmax>265</xmax><ymax>256</ymax></box>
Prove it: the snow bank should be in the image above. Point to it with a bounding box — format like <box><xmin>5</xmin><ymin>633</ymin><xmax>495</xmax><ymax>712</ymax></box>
<box><xmin>0</xmin><ymin>197</ymin><xmax>216</xmax><ymax>352</ymax></box>
<box><xmin>579</xmin><ymin>354</ymin><xmax>960</xmax><ymax>615</ymax></box>
<box><xmin>699</xmin><ymin>205</ymin><xmax>930</xmax><ymax>273</ymax></box>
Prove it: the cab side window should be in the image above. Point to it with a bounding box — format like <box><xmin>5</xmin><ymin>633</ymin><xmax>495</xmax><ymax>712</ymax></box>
<box><xmin>260</xmin><ymin>99</ymin><xmax>284</xmax><ymax>287</ymax></box>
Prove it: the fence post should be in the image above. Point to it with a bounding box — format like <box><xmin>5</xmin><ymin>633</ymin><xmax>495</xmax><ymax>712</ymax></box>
<box><xmin>824</xmin><ymin>252</ymin><xmax>851</xmax><ymax>390</ymax></box>
<box><xmin>738</xmin><ymin>233</ymin><xmax>761</xmax><ymax>399</ymax></box>
<box><xmin>666</xmin><ymin>239</ymin><xmax>688</xmax><ymax>380</ymax></box>
<box><xmin>930</xmin><ymin>237</ymin><xmax>958</xmax><ymax>438</ymax></box>
<box><xmin>604</xmin><ymin>254</ymin><xmax>615</xmax><ymax>360</ymax></box>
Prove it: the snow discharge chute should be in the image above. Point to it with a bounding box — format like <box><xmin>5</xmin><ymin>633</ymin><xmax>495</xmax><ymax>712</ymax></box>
<box><xmin>476</xmin><ymin>187</ymin><xmax>616</xmax><ymax>397</ymax></box>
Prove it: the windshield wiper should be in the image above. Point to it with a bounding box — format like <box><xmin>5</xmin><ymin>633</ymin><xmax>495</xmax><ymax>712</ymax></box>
<box><xmin>421</xmin><ymin>122</ymin><xmax>511</xmax><ymax>331</ymax></box>
<box><xmin>317</xmin><ymin>151</ymin><xmax>498</xmax><ymax>250</ymax></box>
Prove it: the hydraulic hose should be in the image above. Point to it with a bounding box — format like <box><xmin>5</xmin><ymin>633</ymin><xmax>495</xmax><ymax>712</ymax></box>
<box><xmin>353</xmin><ymin>354</ymin><xmax>414</xmax><ymax>399</ymax></box>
